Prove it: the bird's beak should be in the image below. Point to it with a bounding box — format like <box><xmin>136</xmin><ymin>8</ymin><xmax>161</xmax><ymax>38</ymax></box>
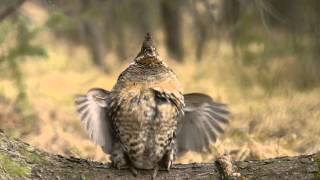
<box><xmin>144</xmin><ymin>46</ymin><xmax>157</xmax><ymax>58</ymax></box>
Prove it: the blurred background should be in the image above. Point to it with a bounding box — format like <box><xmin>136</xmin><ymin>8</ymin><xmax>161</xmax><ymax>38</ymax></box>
<box><xmin>1</xmin><ymin>0</ymin><xmax>320</xmax><ymax>163</ymax></box>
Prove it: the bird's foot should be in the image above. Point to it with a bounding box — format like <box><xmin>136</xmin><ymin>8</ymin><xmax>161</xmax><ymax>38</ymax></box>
<box><xmin>152</xmin><ymin>166</ymin><xmax>159</xmax><ymax>180</ymax></box>
<box><xmin>111</xmin><ymin>144</ymin><xmax>139</xmax><ymax>177</ymax></box>
<box><xmin>162</xmin><ymin>143</ymin><xmax>175</xmax><ymax>171</ymax></box>
<box><xmin>112</xmin><ymin>153</ymin><xmax>139</xmax><ymax>177</ymax></box>
<box><xmin>129</xmin><ymin>166</ymin><xmax>138</xmax><ymax>177</ymax></box>
<box><xmin>111</xmin><ymin>144</ymin><xmax>129</xmax><ymax>170</ymax></box>
<box><xmin>111</xmin><ymin>153</ymin><xmax>127</xmax><ymax>169</ymax></box>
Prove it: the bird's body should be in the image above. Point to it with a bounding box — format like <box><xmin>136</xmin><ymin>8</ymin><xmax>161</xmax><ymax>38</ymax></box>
<box><xmin>75</xmin><ymin>33</ymin><xmax>230</xmax><ymax>176</ymax></box>
<box><xmin>110</xmin><ymin>61</ymin><xmax>183</xmax><ymax>169</ymax></box>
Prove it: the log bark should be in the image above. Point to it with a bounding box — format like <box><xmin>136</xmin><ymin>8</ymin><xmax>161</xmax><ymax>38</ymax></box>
<box><xmin>0</xmin><ymin>131</ymin><xmax>319</xmax><ymax>180</ymax></box>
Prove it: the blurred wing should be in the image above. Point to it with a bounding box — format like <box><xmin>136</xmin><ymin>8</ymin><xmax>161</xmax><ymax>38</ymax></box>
<box><xmin>75</xmin><ymin>88</ymin><xmax>115</xmax><ymax>153</ymax></box>
<box><xmin>176</xmin><ymin>93</ymin><xmax>230</xmax><ymax>156</ymax></box>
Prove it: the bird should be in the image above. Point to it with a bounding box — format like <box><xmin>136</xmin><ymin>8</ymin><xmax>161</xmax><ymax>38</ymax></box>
<box><xmin>75</xmin><ymin>33</ymin><xmax>230</xmax><ymax>178</ymax></box>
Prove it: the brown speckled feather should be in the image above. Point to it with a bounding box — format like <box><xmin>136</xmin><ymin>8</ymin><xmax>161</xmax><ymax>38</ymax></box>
<box><xmin>110</xmin><ymin>61</ymin><xmax>183</xmax><ymax>169</ymax></box>
<box><xmin>75</xmin><ymin>33</ymin><xmax>230</xmax><ymax>174</ymax></box>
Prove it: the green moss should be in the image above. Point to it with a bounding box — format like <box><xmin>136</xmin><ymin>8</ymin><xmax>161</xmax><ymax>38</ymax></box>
<box><xmin>315</xmin><ymin>154</ymin><xmax>320</xmax><ymax>180</ymax></box>
<box><xmin>0</xmin><ymin>153</ymin><xmax>31</xmax><ymax>178</ymax></box>
<box><xmin>18</xmin><ymin>146</ymin><xmax>42</xmax><ymax>163</ymax></box>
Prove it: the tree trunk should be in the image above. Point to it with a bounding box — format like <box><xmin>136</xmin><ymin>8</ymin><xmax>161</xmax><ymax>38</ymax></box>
<box><xmin>82</xmin><ymin>20</ymin><xmax>108</xmax><ymax>73</ymax></box>
<box><xmin>0</xmin><ymin>0</ymin><xmax>26</xmax><ymax>22</ymax></box>
<box><xmin>160</xmin><ymin>0</ymin><xmax>184</xmax><ymax>62</ymax></box>
<box><xmin>79</xmin><ymin>0</ymin><xmax>108</xmax><ymax>73</ymax></box>
<box><xmin>0</xmin><ymin>131</ymin><xmax>319</xmax><ymax>180</ymax></box>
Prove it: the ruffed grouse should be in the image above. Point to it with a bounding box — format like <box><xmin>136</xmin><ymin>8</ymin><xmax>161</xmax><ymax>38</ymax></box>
<box><xmin>75</xmin><ymin>33</ymin><xmax>230</xmax><ymax>177</ymax></box>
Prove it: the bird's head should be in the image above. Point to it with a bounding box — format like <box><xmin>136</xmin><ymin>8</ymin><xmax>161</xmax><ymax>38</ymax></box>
<box><xmin>134</xmin><ymin>33</ymin><xmax>162</xmax><ymax>65</ymax></box>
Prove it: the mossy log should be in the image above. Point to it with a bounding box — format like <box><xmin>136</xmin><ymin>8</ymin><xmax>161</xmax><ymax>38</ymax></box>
<box><xmin>0</xmin><ymin>131</ymin><xmax>319</xmax><ymax>180</ymax></box>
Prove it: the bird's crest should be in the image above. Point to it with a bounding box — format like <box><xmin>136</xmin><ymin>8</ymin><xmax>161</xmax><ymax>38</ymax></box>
<box><xmin>135</xmin><ymin>33</ymin><xmax>162</xmax><ymax>64</ymax></box>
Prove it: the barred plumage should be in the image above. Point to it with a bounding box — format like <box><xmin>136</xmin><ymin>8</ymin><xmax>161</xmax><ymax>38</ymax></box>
<box><xmin>75</xmin><ymin>33</ymin><xmax>230</xmax><ymax>177</ymax></box>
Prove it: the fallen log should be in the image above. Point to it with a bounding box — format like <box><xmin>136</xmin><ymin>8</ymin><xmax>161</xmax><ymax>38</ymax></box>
<box><xmin>0</xmin><ymin>131</ymin><xmax>319</xmax><ymax>179</ymax></box>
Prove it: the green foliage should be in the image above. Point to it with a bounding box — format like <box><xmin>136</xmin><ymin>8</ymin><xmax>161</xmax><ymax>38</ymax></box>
<box><xmin>0</xmin><ymin>16</ymin><xmax>47</xmax><ymax>130</ymax></box>
<box><xmin>0</xmin><ymin>21</ymin><xmax>10</xmax><ymax>44</ymax></box>
<box><xmin>46</xmin><ymin>11</ymin><xmax>71</xmax><ymax>29</ymax></box>
<box><xmin>0</xmin><ymin>154</ymin><xmax>31</xmax><ymax>178</ymax></box>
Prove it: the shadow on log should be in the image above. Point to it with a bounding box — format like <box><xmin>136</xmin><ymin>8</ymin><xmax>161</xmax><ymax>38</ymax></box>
<box><xmin>0</xmin><ymin>131</ymin><xmax>319</xmax><ymax>179</ymax></box>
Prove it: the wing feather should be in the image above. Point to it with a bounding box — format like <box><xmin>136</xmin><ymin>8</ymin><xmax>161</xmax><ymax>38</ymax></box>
<box><xmin>176</xmin><ymin>93</ymin><xmax>230</xmax><ymax>155</ymax></box>
<box><xmin>75</xmin><ymin>88</ymin><xmax>115</xmax><ymax>153</ymax></box>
